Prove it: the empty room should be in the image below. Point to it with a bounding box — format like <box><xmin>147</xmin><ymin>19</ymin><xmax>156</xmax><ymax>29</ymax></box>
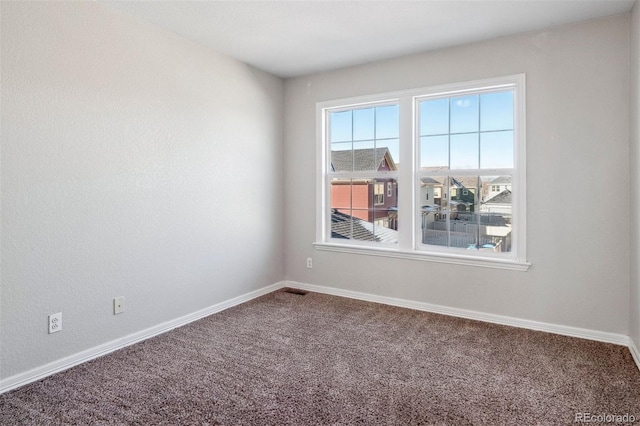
<box><xmin>2</xmin><ymin>0</ymin><xmax>640</xmax><ymax>424</ymax></box>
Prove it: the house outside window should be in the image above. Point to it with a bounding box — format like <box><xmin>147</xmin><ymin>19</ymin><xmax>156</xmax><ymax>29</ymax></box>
<box><xmin>325</xmin><ymin>104</ymin><xmax>399</xmax><ymax>243</ymax></box>
<box><xmin>316</xmin><ymin>75</ymin><xmax>528</xmax><ymax>270</ymax></box>
<box><xmin>374</xmin><ymin>183</ymin><xmax>385</xmax><ymax>205</ymax></box>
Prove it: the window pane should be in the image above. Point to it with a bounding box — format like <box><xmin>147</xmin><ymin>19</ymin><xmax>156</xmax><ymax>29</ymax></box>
<box><xmin>450</xmin><ymin>176</ymin><xmax>478</xmax><ymax>220</ymax></box>
<box><xmin>420</xmin><ymin>176</ymin><xmax>448</xmax><ymax>247</ymax></box>
<box><xmin>332</xmin><ymin>213</ymin><xmax>365</xmax><ymax>241</ymax></box>
<box><xmin>329</xmin><ymin>178</ymin><xmax>398</xmax><ymax>244</ymax></box>
<box><xmin>330</xmin><ymin>144</ymin><xmax>353</xmax><ymax>172</ymax></box>
<box><xmin>450</xmin><ymin>133</ymin><xmax>479</xmax><ymax>169</ymax></box>
<box><xmin>420</xmin><ymin>135</ymin><xmax>449</xmax><ymax>169</ymax></box>
<box><xmin>372</xmin><ymin>178</ymin><xmax>398</xmax><ymax>243</ymax></box>
<box><xmin>351</xmin><ymin>209</ymin><xmax>382</xmax><ymax>242</ymax></box>
<box><xmin>330</xmin><ymin>110</ymin><xmax>352</xmax><ymax>142</ymax></box>
<box><xmin>329</xmin><ymin>104</ymin><xmax>400</xmax><ymax>172</ymax></box>
<box><xmin>480</xmin><ymin>91</ymin><xmax>513</xmax><ymax>132</ymax></box>
<box><xmin>331</xmin><ymin>210</ymin><xmax>398</xmax><ymax>244</ymax></box>
<box><xmin>352</xmin><ymin>142</ymin><xmax>376</xmax><ymax>171</ymax></box>
<box><xmin>480</xmin><ymin>131</ymin><xmax>513</xmax><ymax>169</ymax></box>
<box><xmin>450</xmin><ymin>175</ymin><xmax>479</xmax><ymax>249</ymax></box>
<box><xmin>353</xmin><ymin>108</ymin><xmax>374</xmax><ymax>141</ymax></box>
<box><xmin>375</xmin><ymin>105</ymin><xmax>399</xmax><ymax>139</ymax></box>
<box><xmin>420</xmin><ymin>175</ymin><xmax>513</xmax><ymax>251</ymax></box>
<box><xmin>376</xmin><ymin>139</ymin><xmax>399</xmax><ymax>169</ymax></box>
<box><xmin>477</xmin><ymin>175</ymin><xmax>512</xmax><ymax>252</ymax></box>
<box><xmin>419</xmin><ymin>176</ymin><xmax>444</xmax><ymax>208</ymax></box>
<box><xmin>330</xmin><ymin>178</ymin><xmax>352</xmax><ymax>210</ymax></box>
<box><xmin>420</xmin><ymin>98</ymin><xmax>449</xmax><ymax>136</ymax></box>
<box><xmin>450</xmin><ymin>95</ymin><xmax>479</xmax><ymax>134</ymax></box>
<box><xmin>372</xmin><ymin>209</ymin><xmax>399</xmax><ymax>243</ymax></box>
<box><xmin>421</xmin><ymin>176</ymin><xmax>484</xmax><ymax>249</ymax></box>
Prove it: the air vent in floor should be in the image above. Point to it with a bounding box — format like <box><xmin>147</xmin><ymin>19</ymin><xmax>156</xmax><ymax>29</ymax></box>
<box><xmin>283</xmin><ymin>288</ymin><xmax>308</xmax><ymax>295</ymax></box>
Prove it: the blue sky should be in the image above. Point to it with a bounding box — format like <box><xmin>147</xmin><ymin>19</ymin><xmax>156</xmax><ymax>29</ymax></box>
<box><xmin>330</xmin><ymin>90</ymin><xmax>514</xmax><ymax>170</ymax></box>
<box><xmin>330</xmin><ymin>105</ymin><xmax>400</xmax><ymax>165</ymax></box>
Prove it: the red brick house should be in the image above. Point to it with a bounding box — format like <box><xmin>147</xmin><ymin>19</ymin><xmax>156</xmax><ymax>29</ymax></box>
<box><xmin>330</xmin><ymin>148</ymin><xmax>398</xmax><ymax>230</ymax></box>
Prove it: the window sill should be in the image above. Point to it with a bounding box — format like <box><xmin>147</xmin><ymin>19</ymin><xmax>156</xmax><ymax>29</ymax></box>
<box><xmin>313</xmin><ymin>242</ymin><xmax>531</xmax><ymax>271</ymax></box>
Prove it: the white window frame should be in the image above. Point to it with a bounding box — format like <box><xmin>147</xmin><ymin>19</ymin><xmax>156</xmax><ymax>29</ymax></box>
<box><xmin>315</xmin><ymin>74</ymin><xmax>529</xmax><ymax>271</ymax></box>
<box><xmin>320</xmin><ymin>100</ymin><xmax>400</xmax><ymax>249</ymax></box>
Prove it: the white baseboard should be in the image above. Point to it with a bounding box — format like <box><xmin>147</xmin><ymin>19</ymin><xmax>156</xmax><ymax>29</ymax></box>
<box><xmin>630</xmin><ymin>337</ymin><xmax>640</xmax><ymax>372</ymax></box>
<box><xmin>4</xmin><ymin>280</ymin><xmax>636</xmax><ymax>395</ymax></box>
<box><xmin>0</xmin><ymin>281</ymin><xmax>286</xmax><ymax>395</ymax></box>
<box><xmin>286</xmin><ymin>281</ymin><xmax>630</xmax><ymax>347</ymax></box>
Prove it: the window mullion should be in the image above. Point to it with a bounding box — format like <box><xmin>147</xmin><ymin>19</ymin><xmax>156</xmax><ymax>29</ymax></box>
<box><xmin>478</xmin><ymin>94</ymin><xmax>482</xmax><ymax>169</ymax></box>
<box><xmin>446</xmin><ymin>177</ymin><xmax>451</xmax><ymax>248</ymax></box>
<box><xmin>397</xmin><ymin>95</ymin><xmax>413</xmax><ymax>251</ymax></box>
<box><xmin>447</xmin><ymin>99</ymin><xmax>452</xmax><ymax>248</ymax></box>
<box><xmin>476</xmin><ymin>176</ymin><xmax>481</xmax><ymax>248</ymax></box>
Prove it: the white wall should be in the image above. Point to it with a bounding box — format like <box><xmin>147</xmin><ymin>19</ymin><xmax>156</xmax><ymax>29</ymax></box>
<box><xmin>1</xmin><ymin>2</ymin><xmax>284</xmax><ymax>379</ymax></box>
<box><xmin>284</xmin><ymin>15</ymin><xmax>630</xmax><ymax>335</ymax></box>
<box><xmin>630</xmin><ymin>2</ymin><xmax>640</xmax><ymax>352</ymax></box>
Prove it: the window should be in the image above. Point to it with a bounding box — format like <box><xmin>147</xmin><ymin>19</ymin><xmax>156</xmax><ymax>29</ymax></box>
<box><xmin>325</xmin><ymin>103</ymin><xmax>399</xmax><ymax>244</ymax></box>
<box><xmin>316</xmin><ymin>75</ymin><xmax>528</xmax><ymax>270</ymax></box>
<box><xmin>374</xmin><ymin>182</ymin><xmax>385</xmax><ymax>205</ymax></box>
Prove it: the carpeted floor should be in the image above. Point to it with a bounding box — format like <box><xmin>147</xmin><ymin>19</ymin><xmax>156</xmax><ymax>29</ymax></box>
<box><xmin>1</xmin><ymin>289</ymin><xmax>639</xmax><ymax>425</ymax></box>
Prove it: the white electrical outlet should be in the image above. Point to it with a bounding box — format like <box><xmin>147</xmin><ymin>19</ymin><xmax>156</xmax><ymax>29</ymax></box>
<box><xmin>48</xmin><ymin>312</ymin><xmax>62</xmax><ymax>334</ymax></box>
<box><xmin>114</xmin><ymin>297</ymin><xmax>125</xmax><ymax>315</ymax></box>
<box><xmin>306</xmin><ymin>257</ymin><xmax>313</xmax><ymax>269</ymax></box>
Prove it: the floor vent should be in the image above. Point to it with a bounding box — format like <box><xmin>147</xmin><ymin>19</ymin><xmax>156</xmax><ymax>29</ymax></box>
<box><xmin>283</xmin><ymin>288</ymin><xmax>308</xmax><ymax>296</ymax></box>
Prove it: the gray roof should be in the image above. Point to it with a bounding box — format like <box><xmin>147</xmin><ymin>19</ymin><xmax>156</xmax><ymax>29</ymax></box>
<box><xmin>451</xmin><ymin>177</ymin><xmax>479</xmax><ymax>189</ymax></box>
<box><xmin>331</xmin><ymin>148</ymin><xmax>395</xmax><ymax>172</ymax></box>
<box><xmin>421</xmin><ymin>171</ymin><xmax>510</xmax><ymax>187</ymax></box>
<box><xmin>491</xmin><ymin>176</ymin><xmax>512</xmax><ymax>185</ymax></box>
<box><xmin>421</xmin><ymin>177</ymin><xmax>442</xmax><ymax>185</ymax></box>
<box><xmin>485</xmin><ymin>189</ymin><xmax>512</xmax><ymax>204</ymax></box>
<box><xmin>331</xmin><ymin>210</ymin><xmax>398</xmax><ymax>243</ymax></box>
<box><xmin>421</xmin><ymin>176</ymin><xmax>478</xmax><ymax>189</ymax></box>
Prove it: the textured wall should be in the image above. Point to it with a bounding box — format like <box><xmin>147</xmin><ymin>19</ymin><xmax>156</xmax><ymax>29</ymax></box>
<box><xmin>1</xmin><ymin>2</ymin><xmax>284</xmax><ymax>379</ymax></box>
<box><xmin>284</xmin><ymin>15</ymin><xmax>630</xmax><ymax>335</ymax></box>
<box><xmin>630</xmin><ymin>2</ymin><xmax>640</xmax><ymax>351</ymax></box>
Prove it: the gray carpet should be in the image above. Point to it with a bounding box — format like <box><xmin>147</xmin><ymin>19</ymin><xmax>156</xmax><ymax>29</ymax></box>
<box><xmin>1</xmin><ymin>289</ymin><xmax>639</xmax><ymax>425</ymax></box>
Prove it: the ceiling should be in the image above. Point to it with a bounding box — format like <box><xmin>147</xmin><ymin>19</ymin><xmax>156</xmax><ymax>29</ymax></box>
<box><xmin>102</xmin><ymin>1</ymin><xmax>635</xmax><ymax>78</ymax></box>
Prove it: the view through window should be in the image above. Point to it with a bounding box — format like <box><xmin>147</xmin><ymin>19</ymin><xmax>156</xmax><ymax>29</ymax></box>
<box><xmin>318</xmin><ymin>75</ymin><xmax>527</xmax><ymax>268</ymax></box>
<box><xmin>418</xmin><ymin>90</ymin><xmax>515</xmax><ymax>253</ymax></box>
<box><xmin>328</xmin><ymin>104</ymin><xmax>399</xmax><ymax>243</ymax></box>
